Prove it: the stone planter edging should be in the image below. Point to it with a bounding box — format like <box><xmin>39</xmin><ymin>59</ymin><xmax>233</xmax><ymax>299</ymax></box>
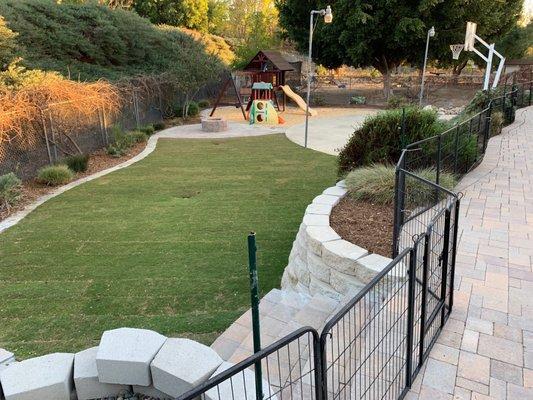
<box><xmin>281</xmin><ymin>180</ymin><xmax>393</xmax><ymax>299</ymax></box>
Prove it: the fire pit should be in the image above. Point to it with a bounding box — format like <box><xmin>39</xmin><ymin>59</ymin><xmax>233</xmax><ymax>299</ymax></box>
<box><xmin>201</xmin><ymin>117</ymin><xmax>228</xmax><ymax>132</ymax></box>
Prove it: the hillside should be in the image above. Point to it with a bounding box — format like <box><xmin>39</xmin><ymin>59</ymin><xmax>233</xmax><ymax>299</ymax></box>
<box><xmin>0</xmin><ymin>0</ymin><xmax>231</xmax><ymax>82</ymax></box>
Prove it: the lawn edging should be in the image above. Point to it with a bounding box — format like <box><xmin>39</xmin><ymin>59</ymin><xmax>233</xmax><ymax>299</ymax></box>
<box><xmin>281</xmin><ymin>180</ymin><xmax>392</xmax><ymax>299</ymax></box>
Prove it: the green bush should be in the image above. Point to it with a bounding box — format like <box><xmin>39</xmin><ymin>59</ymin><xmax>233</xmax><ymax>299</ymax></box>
<box><xmin>174</xmin><ymin>101</ymin><xmax>200</xmax><ymax>118</ymax></box>
<box><xmin>350</xmin><ymin>96</ymin><xmax>366</xmax><ymax>105</ymax></box>
<box><xmin>125</xmin><ymin>130</ymin><xmax>148</xmax><ymax>144</ymax></box>
<box><xmin>386</xmin><ymin>95</ymin><xmax>409</xmax><ymax>109</ymax></box>
<box><xmin>140</xmin><ymin>125</ymin><xmax>155</xmax><ymax>136</ymax></box>
<box><xmin>198</xmin><ymin>100</ymin><xmax>210</xmax><ymax>108</ymax></box>
<box><xmin>345</xmin><ymin>164</ymin><xmax>457</xmax><ymax>206</ymax></box>
<box><xmin>490</xmin><ymin>111</ymin><xmax>504</xmax><ymax>137</ymax></box>
<box><xmin>37</xmin><ymin>165</ymin><xmax>73</xmax><ymax>186</ymax></box>
<box><xmin>64</xmin><ymin>154</ymin><xmax>90</xmax><ymax>173</ymax></box>
<box><xmin>153</xmin><ymin>122</ymin><xmax>166</xmax><ymax>130</ymax></box>
<box><xmin>107</xmin><ymin>128</ymin><xmax>147</xmax><ymax>157</ymax></box>
<box><xmin>0</xmin><ymin>172</ymin><xmax>22</xmax><ymax>210</ymax></box>
<box><xmin>338</xmin><ymin>107</ymin><xmax>448</xmax><ymax>176</ymax></box>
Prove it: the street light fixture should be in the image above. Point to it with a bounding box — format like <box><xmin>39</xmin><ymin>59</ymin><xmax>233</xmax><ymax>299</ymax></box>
<box><xmin>419</xmin><ymin>26</ymin><xmax>435</xmax><ymax>107</ymax></box>
<box><xmin>304</xmin><ymin>5</ymin><xmax>333</xmax><ymax>148</ymax></box>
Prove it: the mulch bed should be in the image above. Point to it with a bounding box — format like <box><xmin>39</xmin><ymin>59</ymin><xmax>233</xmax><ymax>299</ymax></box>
<box><xmin>330</xmin><ymin>196</ymin><xmax>393</xmax><ymax>258</ymax></box>
<box><xmin>0</xmin><ymin>141</ymin><xmax>146</xmax><ymax>222</ymax></box>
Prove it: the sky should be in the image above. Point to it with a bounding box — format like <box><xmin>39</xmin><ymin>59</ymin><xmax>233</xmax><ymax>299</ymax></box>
<box><xmin>525</xmin><ymin>0</ymin><xmax>533</xmax><ymax>17</ymax></box>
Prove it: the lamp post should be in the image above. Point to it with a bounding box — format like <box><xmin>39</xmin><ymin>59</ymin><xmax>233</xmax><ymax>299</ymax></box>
<box><xmin>419</xmin><ymin>26</ymin><xmax>435</xmax><ymax>107</ymax></box>
<box><xmin>304</xmin><ymin>5</ymin><xmax>332</xmax><ymax>148</ymax></box>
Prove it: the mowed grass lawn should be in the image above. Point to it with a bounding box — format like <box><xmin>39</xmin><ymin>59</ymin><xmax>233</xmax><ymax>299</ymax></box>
<box><xmin>0</xmin><ymin>134</ymin><xmax>336</xmax><ymax>358</ymax></box>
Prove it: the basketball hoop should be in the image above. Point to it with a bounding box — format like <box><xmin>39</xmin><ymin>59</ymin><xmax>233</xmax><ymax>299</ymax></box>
<box><xmin>450</xmin><ymin>44</ymin><xmax>464</xmax><ymax>60</ymax></box>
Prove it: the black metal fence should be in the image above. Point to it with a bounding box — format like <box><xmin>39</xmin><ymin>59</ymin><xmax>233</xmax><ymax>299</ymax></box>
<box><xmin>176</xmin><ymin>81</ymin><xmax>531</xmax><ymax>400</ymax></box>
<box><xmin>393</xmin><ymin>80</ymin><xmax>532</xmax><ymax>256</ymax></box>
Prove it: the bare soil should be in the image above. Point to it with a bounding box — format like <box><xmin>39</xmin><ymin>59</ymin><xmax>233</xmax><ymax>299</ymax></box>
<box><xmin>330</xmin><ymin>196</ymin><xmax>393</xmax><ymax>258</ymax></box>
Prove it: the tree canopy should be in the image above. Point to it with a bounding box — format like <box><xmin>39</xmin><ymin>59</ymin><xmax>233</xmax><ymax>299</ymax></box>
<box><xmin>134</xmin><ymin>0</ymin><xmax>209</xmax><ymax>32</ymax></box>
<box><xmin>277</xmin><ymin>0</ymin><xmax>524</xmax><ymax>96</ymax></box>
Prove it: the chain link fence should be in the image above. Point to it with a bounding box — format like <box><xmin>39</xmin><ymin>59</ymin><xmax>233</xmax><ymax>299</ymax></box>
<box><xmin>0</xmin><ymin>79</ymin><xmax>223</xmax><ymax>180</ymax></box>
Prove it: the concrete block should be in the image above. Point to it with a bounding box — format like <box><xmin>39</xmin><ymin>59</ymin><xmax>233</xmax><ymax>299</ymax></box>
<box><xmin>322</xmin><ymin>239</ymin><xmax>368</xmax><ymax>275</ymax></box>
<box><xmin>205</xmin><ymin>362</ymin><xmax>277</xmax><ymax>400</ymax></box>
<box><xmin>133</xmin><ymin>384</ymin><xmax>172</xmax><ymax>399</ymax></box>
<box><xmin>309</xmin><ymin>275</ymin><xmax>341</xmax><ymax>300</ymax></box>
<box><xmin>0</xmin><ymin>351</ymin><xmax>14</xmax><ymax>366</ymax></box>
<box><xmin>305</xmin><ymin>203</ymin><xmax>333</xmax><ymax>215</ymax></box>
<box><xmin>305</xmin><ymin>226</ymin><xmax>340</xmax><ymax>256</ymax></box>
<box><xmin>0</xmin><ymin>353</ymin><xmax>74</xmax><ymax>400</ymax></box>
<box><xmin>151</xmin><ymin>338</ymin><xmax>222</xmax><ymax>398</ymax></box>
<box><xmin>312</xmin><ymin>194</ymin><xmax>340</xmax><ymax>206</ymax></box>
<box><xmin>302</xmin><ymin>214</ymin><xmax>330</xmax><ymax>227</ymax></box>
<box><xmin>336</xmin><ymin>180</ymin><xmax>347</xmax><ymax>188</ymax></box>
<box><xmin>307</xmin><ymin>252</ymin><xmax>331</xmax><ymax>283</ymax></box>
<box><xmin>74</xmin><ymin>347</ymin><xmax>131</xmax><ymax>400</ymax></box>
<box><xmin>96</xmin><ymin>328</ymin><xmax>167</xmax><ymax>386</ymax></box>
<box><xmin>330</xmin><ymin>270</ymin><xmax>366</xmax><ymax>295</ymax></box>
<box><xmin>322</xmin><ymin>186</ymin><xmax>347</xmax><ymax>197</ymax></box>
<box><xmin>355</xmin><ymin>254</ymin><xmax>392</xmax><ymax>283</ymax></box>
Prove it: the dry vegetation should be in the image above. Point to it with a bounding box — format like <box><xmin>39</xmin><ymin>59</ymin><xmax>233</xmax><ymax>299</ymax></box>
<box><xmin>0</xmin><ymin>78</ymin><xmax>120</xmax><ymax>145</ymax></box>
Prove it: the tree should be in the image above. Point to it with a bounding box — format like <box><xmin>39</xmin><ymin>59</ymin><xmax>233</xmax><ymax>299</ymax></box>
<box><xmin>0</xmin><ymin>16</ymin><xmax>17</xmax><ymax>68</ymax></box>
<box><xmin>277</xmin><ymin>0</ymin><xmax>523</xmax><ymax>97</ymax></box>
<box><xmin>207</xmin><ymin>0</ymin><xmax>230</xmax><ymax>35</ymax></box>
<box><xmin>134</xmin><ymin>0</ymin><xmax>209</xmax><ymax>32</ymax></box>
<box><xmin>497</xmin><ymin>22</ymin><xmax>533</xmax><ymax>60</ymax></box>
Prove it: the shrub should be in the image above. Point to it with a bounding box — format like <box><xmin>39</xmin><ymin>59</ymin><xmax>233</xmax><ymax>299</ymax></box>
<box><xmin>338</xmin><ymin>107</ymin><xmax>447</xmax><ymax>176</ymax></box>
<box><xmin>346</xmin><ymin>164</ymin><xmax>457</xmax><ymax>206</ymax></box>
<box><xmin>153</xmin><ymin>122</ymin><xmax>166</xmax><ymax>130</ymax></box>
<box><xmin>0</xmin><ymin>172</ymin><xmax>22</xmax><ymax>210</ymax></box>
<box><xmin>186</xmin><ymin>101</ymin><xmax>200</xmax><ymax>117</ymax></box>
<box><xmin>386</xmin><ymin>95</ymin><xmax>409</xmax><ymax>109</ymax></box>
<box><xmin>107</xmin><ymin>129</ymin><xmax>147</xmax><ymax>157</ymax></box>
<box><xmin>125</xmin><ymin>130</ymin><xmax>148</xmax><ymax>144</ymax></box>
<box><xmin>490</xmin><ymin>111</ymin><xmax>504</xmax><ymax>137</ymax></box>
<box><xmin>65</xmin><ymin>154</ymin><xmax>90</xmax><ymax>173</ymax></box>
<box><xmin>350</xmin><ymin>96</ymin><xmax>366</xmax><ymax>105</ymax></box>
<box><xmin>0</xmin><ymin>0</ymin><xmax>225</xmax><ymax>82</ymax></box>
<box><xmin>140</xmin><ymin>125</ymin><xmax>155</xmax><ymax>136</ymax></box>
<box><xmin>198</xmin><ymin>100</ymin><xmax>210</xmax><ymax>108</ymax></box>
<box><xmin>37</xmin><ymin>165</ymin><xmax>73</xmax><ymax>186</ymax></box>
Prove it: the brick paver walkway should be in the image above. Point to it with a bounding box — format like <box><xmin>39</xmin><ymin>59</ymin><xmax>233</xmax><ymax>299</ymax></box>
<box><xmin>407</xmin><ymin>106</ymin><xmax>533</xmax><ymax>400</ymax></box>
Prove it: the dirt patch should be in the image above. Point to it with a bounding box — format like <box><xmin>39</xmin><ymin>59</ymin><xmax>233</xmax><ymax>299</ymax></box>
<box><xmin>330</xmin><ymin>196</ymin><xmax>393</xmax><ymax>258</ymax></box>
<box><xmin>0</xmin><ymin>141</ymin><xmax>146</xmax><ymax>223</ymax></box>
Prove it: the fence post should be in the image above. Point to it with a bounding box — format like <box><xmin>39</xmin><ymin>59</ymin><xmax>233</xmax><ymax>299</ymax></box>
<box><xmin>436</xmin><ymin>135</ymin><xmax>442</xmax><ymax>186</ymax></box>
<box><xmin>483</xmin><ymin>103</ymin><xmax>492</xmax><ymax>153</ymax></box>
<box><xmin>247</xmin><ymin>232</ymin><xmax>263</xmax><ymax>400</ymax></box>
<box><xmin>40</xmin><ymin>109</ymin><xmax>53</xmax><ymax>165</ymax></box>
<box><xmin>448</xmin><ymin>199</ymin><xmax>461</xmax><ymax>312</ymax></box>
<box><xmin>418</xmin><ymin>232</ymin><xmax>431</xmax><ymax>367</ymax></box>
<box><xmin>529</xmin><ymin>81</ymin><xmax>532</xmax><ymax>106</ymax></box>
<box><xmin>405</xmin><ymin>246</ymin><xmax>417</xmax><ymax>387</ymax></box>
<box><xmin>392</xmin><ymin>163</ymin><xmax>406</xmax><ymax>257</ymax></box>
<box><xmin>453</xmin><ymin>125</ymin><xmax>459</xmax><ymax>175</ymax></box>
<box><xmin>440</xmin><ymin>208</ymin><xmax>452</xmax><ymax>327</ymax></box>
<box><xmin>48</xmin><ymin>111</ymin><xmax>59</xmax><ymax>162</ymax></box>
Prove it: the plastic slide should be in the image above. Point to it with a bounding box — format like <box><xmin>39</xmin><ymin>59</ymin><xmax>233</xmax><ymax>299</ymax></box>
<box><xmin>280</xmin><ymin>85</ymin><xmax>317</xmax><ymax>116</ymax></box>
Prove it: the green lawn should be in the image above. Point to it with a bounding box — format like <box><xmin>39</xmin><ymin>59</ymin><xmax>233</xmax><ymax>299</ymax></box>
<box><xmin>0</xmin><ymin>134</ymin><xmax>336</xmax><ymax>358</ymax></box>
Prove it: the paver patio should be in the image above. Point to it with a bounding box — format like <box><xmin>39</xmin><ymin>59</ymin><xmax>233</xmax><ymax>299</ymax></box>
<box><xmin>407</xmin><ymin>106</ymin><xmax>533</xmax><ymax>399</ymax></box>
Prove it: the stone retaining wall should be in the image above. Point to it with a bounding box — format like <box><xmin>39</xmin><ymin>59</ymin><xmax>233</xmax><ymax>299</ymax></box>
<box><xmin>281</xmin><ymin>180</ymin><xmax>392</xmax><ymax>299</ymax></box>
<box><xmin>0</xmin><ymin>328</ymin><xmax>270</xmax><ymax>400</ymax></box>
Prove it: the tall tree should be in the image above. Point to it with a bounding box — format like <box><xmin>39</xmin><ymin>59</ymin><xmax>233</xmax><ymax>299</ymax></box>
<box><xmin>134</xmin><ymin>0</ymin><xmax>209</xmax><ymax>32</ymax></box>
<box><xmin>277</xmin><ymin>0</ymin><xmax>523</xmax><ymax>97</ymax></box>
